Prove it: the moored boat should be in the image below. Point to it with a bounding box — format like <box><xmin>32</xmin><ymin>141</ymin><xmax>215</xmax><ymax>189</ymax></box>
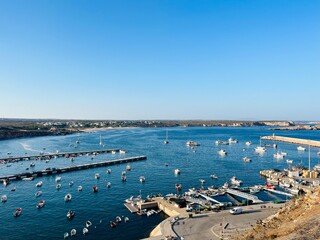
<box><xmin>243</xmin><ymin>157</ymin><xmax>251</xmax><ymax>162</ymax></box>
<box><xmin>78</xmin><ymin>185</ymin><xmax>83</xmax><ymax>191</ymax></box>
<box><xmin>83</xmin><ymin>227</ymin><xmax>88</xmax><ymax>235</ymax></box>
<box><xmin>110</xmin><ymin>221</ymin><xmax>117</xmax><ymax>228</ymax></box>
<box><xmin>63</xmin><ymin>232</ymin><xmax>69</xmax><ymax>239</ymax></box>
<box><xmin>245</xmin><ymin>141</ymin><xmax>252</xmax><ymax>146</ymax></box>
<box><xmin>70</xmin><ymin>229</ymin><xmax>76</xmax><ymax>236</ymax></box>
<box><xmin>126</xmin><ymin>164</ymin><xmax>131</xmax><ymax>171</ymax></box>
<box><xmin>230</xmin><ymin>176</ymin><xmax>242</xmax><ymax>186</ymax></box>
<box><xmin>115</xmin><ymin>216</ymin><xmax>122</xmax><ymax>223</ymax></box>
<box><xmin>1</xmin><ymin>194</ymin><xmax>7</xmax><ymax>202</ymax></box>
<box><xmin>55</xmin><ymin>176</ymin><xmax>61</xmax><ymax>182</ymax></box>
<box><xmin>35</xmin><ymin>191</ymin><xmax>42</xmax><ymax>197</ymax></box>
<box><xmin>139</xmin><ymin>176</ymin><xmax>145</xmax><ymax>183</ymax></box>
<box><xmin>56</xmin><ymin>183</ymin><xmax>62</xmax><ymax>190</ymax></box>
<box><xmin>186</xmin><ymin>141</ymin><xmax>200</xmax><ymax>147</ymax></box>
<box><xmin>217</xmin><ymin>149</ymin><xmax>227</xmax><ymax>156</ymax></box>
<box><xmin>175</xmin><ymin>183</ymin><xmax>182</xmax><ymax>191</ymax></box>
<box><xmin>107</xmin><ymin>182</ymin><xmax>111</xmax><ymax>188</ymax></box>
<box><xmin>67</xmin><ymin>210</ymin><xmax>75</xmax><ymax>219</ymax></box>
<box><xmin>210</xmin><ymin>174</ymin><xmax>218</xmax><ymax>179</ymax></box>
<box><xmin>64</xmin><ymin>193</ymin><xmax>72</xmax><ymax>202</ymax></box>
<box><xmin>35</xmin><ymin>181</ymin><xmax>43</xmax><ymax>187</ymax></box>
<box><xmin>86</xmin><ymin>220</ymin><xmax>92</xmax><ymax>228</ymax></box>
<box><xmin>174</xmin><ymin>169</ymin><xmax>180</xmax><ymax>175</ymax></box>
<box><xmin>13</xmin><ymin>207</ymin><xmax>22</xmax><ymax>217</ymax></box>
<box><xmin>92</xmin><ymin>186</ymin><xmax>98</xmax><ymax>192</ymax></box>
<box><xmin>36</xmin><ymin>199</ymin><xmax>45</xmax><ymax>208</ymax></box>
<box><xmin>95</xmin><ymin>173</ymin><xmax>100</xmax><ymax>179</ymax></box>
<box><xmin>124</xmin><ymin>217</ymin><xmax>129</xmax><ymax>222</ymax></box>
<box><xmin>297</xmin><ymin>146</ymin><xmax>306</xmax><ymax>151</ymax></box>
<box><xmin>106</xmin><ymin>169</ymin><xmax>112</xmax><ymax>174</ymax></box>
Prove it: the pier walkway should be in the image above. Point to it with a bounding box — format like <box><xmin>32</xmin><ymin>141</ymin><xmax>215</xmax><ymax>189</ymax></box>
<box><xmin>0</xmin><ymin>149</ymin><xmax>125</xmax><ymax>163</ymax></box>
<box><xmin>198</xmin><ymin>193</ymin><xmax>223</xmax><ymax>205</ymax></box>
<box><xmin>261</xmin><ymin>135</ymin><xmax>320</xmax><ymax>148</ymax></box>
<box><xmin>0</xmin><ymin>156</ymin><xmax>146</xmax><ymax>182</ymax></box>
<box><xmin>226</xmin><ymin>189</ymin><xmax>263</xmax><ymax>203</ymax></box>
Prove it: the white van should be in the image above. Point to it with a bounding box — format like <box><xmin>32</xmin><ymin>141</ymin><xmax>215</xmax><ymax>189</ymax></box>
<box><xmin>229</xmin><ymin>207</ymin><xmax>243</xmax><ymax>215</ymax></box>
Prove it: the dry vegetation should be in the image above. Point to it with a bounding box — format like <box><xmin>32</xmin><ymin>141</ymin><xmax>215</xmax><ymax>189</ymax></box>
<box><xmin>237</xmin><ymin>187</ymin><xmax>320</xmax><ymax>240</ymax></box>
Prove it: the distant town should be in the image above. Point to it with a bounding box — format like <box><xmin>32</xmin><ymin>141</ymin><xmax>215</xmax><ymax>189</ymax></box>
<box><xmin>0</xmin><ymin>118</ymin><xmax>319</xmax><ymax>140</ymax></box>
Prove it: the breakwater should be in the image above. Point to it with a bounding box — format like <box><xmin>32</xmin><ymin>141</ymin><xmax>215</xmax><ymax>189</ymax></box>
<box><xmin>261</xmin><ymin>135</ymin><xmax>320</xmax><ymax>148</ymax></box>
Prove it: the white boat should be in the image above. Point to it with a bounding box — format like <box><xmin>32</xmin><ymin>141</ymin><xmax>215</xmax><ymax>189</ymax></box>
<box><xmin>64</xmin><ymin>232</ymin><xmax>69</xmax><ymax>239</ymax></box>
<box><xmin>317</xmin><ymin>151</ymin><xmax>320</xmax><ymax>156</ymax></box>
<box><xmin>119</xmin><ymin>150</ymin><xmax>127</xmax><ymax>154</ymax></box>
<box><xmin>121</xmin><ymin>175</ymin><xmax>127</xmax><ymax>181</ymax></box>
<box><xmin>186</xmin><ymin>141</ymin><xmax>200</xmax><ymax>147</ymax></box>
<box><xmin>1</xmin><ymin>195</ymin><xmax>7</xmax><ymax>202</ymax></box>
<box><xmin>249</xmin><ymin>187</ymin><xmax>260</xmax><ymax>194</ymax></box>
<box><xmin>210</xmin><ymin>174</ymin><xmax>218</xmax><ymax>179</ymax></box>
<box><xmin>36</xmin><ymin>199</ymin><xmax>45</xmax><ymax>208</ymax></box>
<box><xmin>78</xmin><ymin>185</ymin><xmax>83</xmax><ymax>191</ymax></box>
<box><xmin>215</xmin><ymin>140</ymin><xmax>229</xmax><ymax>145</ymax></box>
<box><xmin>228</xmin><ymin>138</ymin><xmax>238</xmax><ymax>144</ymax></box>
<box><xmin>106</xmin><ymin>169</ymin><xmax>112</xmax><ymax>174</ymax></box>
<box><xmin>199</xmin><ymin>179</ymin><xmax>206</xmax><ymax>184</ymax></box>
<box><xmin>64</xmin><ymin>193</ymin><xmax>72</xmax><ymax>202</ymax></box>
<box><xmin>255</xmin><ymin>146</ymin><xmax>266</xmax><ymax>154</ymax></box>
<box><xmin>286</xmin><ymin>188</ymin><xmax>299</xmax><ymax>195</ymax></box>
<box><xmin>35</xmin><ymin>191</ymin><xmax>42</xmax><ymax>197</ymax></box>
<box><xmin>22</xmin><ymin>177</ymin><xmax>34</xmax><ymax>181</ymax></box>
<box><xmin>116</xmin><ymin>216</ymin><xmax>122</xmax><ymax>223</ymax></box>
<box><xmin>222</xmin><ymin>182</ymin><xmax>229</xmax><ymax>189</ymax></box>
<box><xmin>297</xmin><ymin>146</ymin><xmax>306</xmax><ymax>151</ymax></box>
<box><xmin>164</xmin><ymin>129</ymin><xmax>169</xmax><ymax>144</ymax></box>
<box><xmin>314</xmin><ymin>164</ymin><xmax>320</xmax><ymax>171</ymax></box>
<box><xmin>70</xmin><ymin>229</ymin><xmax>76</xmax><ymax>236</ymax></box>
<box><xmin>56</xmin><ymin>184</ymin><xmax>62</xmax><ymax>190</ymax></box>
<box><xmin>83</xmin><ymin>227</ymin><xmax>88</xmax><ymax>235</ymax></box>
<box><xmin>107</xmin><ymin>182</ymin><xmax>111</xmax><ymax>188</ymax></box>
<box><xmin>280</xmin><ymin>151</ymin><xmax>287</xmax><ymax>157</ymax></box>
<box><xmin>286</xmin><ymin>159</ymin><xmax>293</xmax><ymax>164</ymax></box>
<box><xmin>245</xmin><ymin>141</ymin><xmax>252</xmax><ymax>146</ymax></box>
<box><xmin>126</xmin><ymin>164</ymin><xmax>131</xmax><ymax>171</ymax></box>
<box><xmin>55</xmin><ymin>176</ymin><xmax>61</xmax><ymax>182</ymax></box>
<box><xmin>230</xmin><ymin>176</ymin><xmax>242</xmax><ymax>186</ymax></box>
<box><xmin>174</xmin><ymin>169</ymin><xmax>180</xmax><ymax>175</ymax></box>
<box><xmin>30</xmin><ymin>162</ymin><xmax>36</xmax><ymax>167</ymax></box>
<box><xmin>92</xmin><ymin>186</ymin><xmax>98</xmax><ymax>192</ymax></box>
<box><xmin>139</xmin><ymin>176</ymin><xmax>145</xmax><ymax>183</ymax></box>
<box><xmin>243</xmin><ymin>157</ymin><xmax>251</xmax><ymax>162</ymax></box>
<box><xmin>13</xmin><ymin>207</ymin><xmax>22</xmax><ymax>217</ymax></box>
<box><xmin>95</xmin><ymin>173</ymin><xmax>100</xmax><ymax>179</ymax></box>
<box><xmin>99</xmin><ymin>134</ymin><xmax>103</xmax><ymax>146</ymax></box>
<box><xmin>279</xmin><ymin>182</ymin><xmax>291</xmax><ymax>188</ymax></box>
<box><xmin>86</xmin><ymin>220</ymin><xmax>92</xmax><ymax>228</ymax></box>
<box><xmin>67</xmin><ymin>210</ymin><xmax>75</xmax><ymax>219</ymax></box>
<box><xmin>217</xmin><ymin>149</ymin><xmax>227</xmax><ymax>156</ymax></box>
<box><xmin>3</xmin><ymin>179</ymin><xmax>10</xmax><ymax>186</ymax></box>
<box><xmin>111</xmin><ymin>150</ymin><xmax>116</xmax><ymax>154</ymax></box>
<box><xmin>124</xmin><ymin>217</ymin><xmax>129</xmax><ymax>222</ymax></box>
<box><xmin>35</xmin><ymin>181</ymin><xmax>43</xmax><ymax>187</ymax></box>
<box><xmin>273</xmin><ymin>152</ymin><xmax>284</xmax><ymax>160</ymax></box>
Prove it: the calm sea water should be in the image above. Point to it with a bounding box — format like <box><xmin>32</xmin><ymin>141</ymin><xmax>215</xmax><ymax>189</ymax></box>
<box><xmin>1</xmin><ymin>127</ymin><xmax>320</xmax><ymax>240</ymax></box>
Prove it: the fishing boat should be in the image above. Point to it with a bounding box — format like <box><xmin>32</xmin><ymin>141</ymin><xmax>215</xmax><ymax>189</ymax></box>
<box><xmin>107</xmin><ymin>182</ymin><xmax>111</xmax><ymax>188</ymax></box>
<box><xmin>78</xmin><ymin>185</ymin><xmax>83</xmax><ymax>191</ymax></box>
<box><xmin>95</xmin><ymin>173</ymin><xmax>100</xmax><ymax>179</ymax></box>
<box><xmin>64</xmin><ymin>193</ymin><xmax>72</xmax><ymax>202</ymax></box>
<box><xmin>70</xmin><ymin>229</ymin><xmax>76</xmax><ymax>236</ymax></box>
<box><xmin>35</xmin><ymin>181</ymin><xmax>43</xmax><ymax>187</ymax></box>
<box><xmin>35</xmin><ymin>191</ymin><xmax>42</xmax><ymax>197</ymax></box>
<box><xmin>164</xmin><ymin>129</ymin><xmax>169</xmax><ymax>144</ymax></box>
<box><xmin>56</xmin><ymin>183</ymin><xmax>62</xmax><ymax>190</ymax></box>
<box><xmin>36</xmin><ymin>199</ymin><xmax>45</xmax><ymax>208</ymax></box>
<box><xmin>86</xmin><ymin>220</ymin><xmax>92</xmax><ymax>228</ymax></box>
<box><xmin>1</xmin><ymin>195</ymin><xmax>7</xmax><ymax>202</ymax></box>
<box><xmin>126</xmin><ymin>164</ymin><xmax>131</xmax><ymax>171</ymax></box>
<box><xmin>92</xmin><ymin>186</ymin><xmax>98</xmax><ymax>192</ymax></box>
<box><xmin>67</xmin><ymin>210</ymin><xmax>75</xmax><ymax>219</ymax></box>
<box><xmin>174</xmin><ymin>169</ymin><xmax>180</xmax><ymax>175</ymax></box>
<box><xmin>243</xmin><ymin>157</ymin><xmax>251</xmax><ymax>162</ymax></box>
<box><xmin>139</xmin><ymin>176</ymin><xmax>145</xmax><ymax>183</ymax></box>
<box><xmin>297</xmin><ymin>146</ymin><xmax>306</xmax><ymax>151</ymax></box>
<box><xmin>13</xmin><ymin>208</ymin><xmax>22</xmax><ymax>217</ymax></box>
<box><xmin>83</xmin><ymin>227</ymin><xmax>88</xmax><ymax>235</ymax></box>
<box><xmin>217</xmin><ymin>149</ymin><xmax>227</xmax><ymax>156</ymax></box>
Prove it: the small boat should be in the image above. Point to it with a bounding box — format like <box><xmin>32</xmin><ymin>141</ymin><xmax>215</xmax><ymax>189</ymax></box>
<box><xmin>64</xmin><ymin>232</ymin><xmax>69</xmax><ymax>239</ymax></box>
<box><xmin>111</xmin><ymin>150</ymin><xmax>116</xmax><ymax>154</ymax></box>
<box><xmin>107</xmin><ymin>182</ymin><xmax>111</xmax><ymax>188</ymax></box>
<box><xmin>273</xmin><ymin>152</ymin><xmax>284</xmax><ymax>159</ymax></box>
<box><xmin>3</xmin><ymin>179</ymin><xmax>10</xmax><ymax>186</ymax></box>
<box><xmin>115</xmin><ymin>216</ymin><xmax>122</xmax><ymax>223</ymax></box>
<box><xmin>245</xmin><ymin>141</ymin><xmax>252</xmax><ymax>146</ymax></box>
<box><xmin>186</xmin><ymin>141</ymin><xmax>200</xmax><ymax>147</ymax></box>
<box><xmin>119</xmin><ymin>150</ymin><xmax>127</xmax><ymax>154</ymax></box>
<box><xmin>200</xmin><ymin>179</ymin><xmax>206</xmax><ymax>184</ymax></box>
<box><xmin>6</xmin><ymin>163</ymin><xmax>12</xmax><ymax>167</ymax></box>
<box><xmin>30</xmin><ymin>162</ymin><xmax>36</xmax><ymax>167</ymax></box>
<box><xmin>70</xmin><ymin>229</ymin><xmax>76</xmax><ymax>236</ymax></box>
<box><xmin>1</xmin><ymin>195</ymin><xmax>7</xmax><ymax>202</ymax></box>
<box><xmin>286</xmin><ymin>159</ymin><xmax>293</xmax><ymax>164</ymax></box>
<box><xmin>86</xmin><ymin>220</ymin><xmax>92</xmax><ymax>228</ymax></box>
<box><xmin>106</xmin><ymin>169</ymin><xmax>112</xmax><ymax>174</ymax></box>
<box><xmin>175</xmin><ymin>183</ymin><xmax>182</xmax><ymax>191</ymax></box>
<box><xmin>230</xmin><ymin>176</ymin><xmax>242</xmax><ymax>186</ymax></box>
<box><xmin>56</xmin><ymin>184</ymin><xmax>62</xmax><ymax>190</ymax></box>
<box><xmin>297</xmin><ymin>146</ymin><xmax>306</xmax><ymax>151</ymax></box>
<box><xmin>67</xmin><ymin>210</ymin><xmax>75</xmax><ymax>219</ymax></box>
<box><xmin>243</xmin><ymin>157</ymin><xmax>251</xmax><ymax>162</ymax></box>
<box><xmin>279</xmin><ymin>182</ymin><xmax>291</xmax><ymax>188</ymax></box>
<box><xmin>217</xmin><ymin>149</ymin><xmax>227</xmax><ymax>156</ymax></box>
<box><xmin>78</xmin><ymin>185</ymin><xmax>83</xmax><ymax>191</ymax></box>
<box><xmin>255</xmin><ymin>146</ymin><xmax>266</xmax><ymax>154</ymax></box>
<box><xmin>11</xmin><ymin>187</ymin><xmax>16</xmax><ymax>191</ymax></box>
<box><xmin>69</xmin><ymin>181</ymin><xmax>74</xmax><ymax>187</ymax></box>
<box><xmin>164</xmin><ymin>129</ymin><xmax>169</xmax><ymax>144</ymax></box>
<box><xmin>35</xmin><ymin>191</ymin><xmax>42</xmax><ymax>197</ymax></box>
<box><xmin>55</xmin><ymin>176</ymin><xmax>61</xmax><ymax>182</ymax></box>
<box><xmin>126</xmin><ymin>164</ymin><xmax>131</xmax><ymax>171</ymax></box>
<box><xmin>164</xmin><ymin>163</ymin><xmax>169</xmax><ymax>166</ymax></box>
<box><xmin>95</xmin><ymin>173</ymin><xmax>100</xmax><ymax>179</ymax></box>
<box><xmin>139</xmin><ymin>176</ymin><xmax>145</xmax><ymax>183</ymax></box>
<box><xmin>228</xmin><ymin>138</ymin><xmax>238</xmax><ymax>144</ymax></box>
<box><xmin>83</xmin><ymin>227</ymin><xmax>88</xmax><ymax>235</ymax></box>
<box><xmin>174</xmin><ymin>169</ymin><xmax>180</xmax><ymax>175</ymax></box>
<box><xmin>215</xmin><ymin>140</ymin><xmax>229</xmax><ymax>145</ymax></box>
<box><xmin>36</xmin><ymin>199</ymin><xmax>45</xmax><ymax>208</ymax></box>
<box><xmin>250</xmin><ymin>187</ymin><xmax>260</xmax><ymax>194</ymax></box>
<box><xmin>121</xmin><ymin>175</ymin><xmax>127</xmax><ymax>182</ymax></box>
<box><xmin>92</xmin><ymin>186</ymin><xmax>98</xmax><ymax>192</ymax></box>
<box><xmin>64</xmin><ymin>193</ymin><xmax>72</xmax><ymax>202</ymax></box>
<box><xmin>22</xmin><ymin>177</ymin><xmax>34</xmax><ymax>181</ymax></box>
<box><xmin>210</xmin><ymin>174</ymin><xmax>218</xmax><ymax>179</ymax></box>
<box><xmin>110</xmin><ymin>221</ymin><xmax>117</xmax><ymax>228</ymax></box>
<box><xmin>280</xmin><ymin>151</ymin><xmax>287</xmax><ymax>157</ymax></box>
<box><xmin>317</xmin><ymin>151</ymin><xmax>320</xmax><ymax>156</ymax></box>
<box><xmin>124</xmin><ymin>217</ymin><xmax>129</xmax><ymax>222</ymax></box>
<box><xmin>13</xmin><ymin>207</ymin><xmax>22</xmax><ymax>217</ymax></box>
<box><xmin>122</xmin><ymin>171</ymin><xmax>126</xmax><ymax>176</ymax></box>
<box><xmin>35</xmin><ymin>181</ymin><xmax>43</xmax><ymax>187</ymax></box>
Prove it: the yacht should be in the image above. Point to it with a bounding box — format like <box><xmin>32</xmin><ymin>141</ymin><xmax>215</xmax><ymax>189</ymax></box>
<box><xmin>217</xmin><ymin>149</ymin><xmax>227</xmax><ymax>156</ymax></box>
<box><xmin>297</xmin><ymin>146</ymin><xmax>306</xmax><ymax>151</ymax></box>
<box><xmin>174</xmin><ymin>169</ymin><xmax>180</xmax><ymax>175</ymax></box>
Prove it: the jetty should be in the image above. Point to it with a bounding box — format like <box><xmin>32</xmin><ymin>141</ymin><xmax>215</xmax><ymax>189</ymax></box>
<box><xmin>0</xmin><ymin>149</ymin><xmax>125</xmax><ymax>164</ymax></box>
<box><xmin>263</xmin><ymin>188</ymin><xmax>293</xmax><ymax>197</ymax></box>
<box><xmin>226</xmin><ymin>189</ymin><xmax>263</xmax><ymax>203</ymax></box>
<box><xmin>261</xmin><ymin>135</ymin><xmax>320</xmax><ymax>148</ymax></box>
<box><xmin>0</xmin><ymin>156</ymin><xmax>146</xmax><ymax>182</ymax></box>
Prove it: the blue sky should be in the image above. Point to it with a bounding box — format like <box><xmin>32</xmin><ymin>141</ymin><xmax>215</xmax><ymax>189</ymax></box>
<box><xmin>0</xmin><ymin>0</ymin><xmax>319</xmax><ymax>120</ymax></box>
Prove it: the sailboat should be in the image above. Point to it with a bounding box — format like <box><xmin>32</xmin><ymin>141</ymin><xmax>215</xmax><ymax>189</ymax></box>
<box><xmin>164</xmin><ymin>129</ymin><xmax>169</xmax><ymax>144</ymax></box>
<box><xmin>255</xmin><ymin>137</ymin><xmax>266</xmax><ymax>154</ymax></box>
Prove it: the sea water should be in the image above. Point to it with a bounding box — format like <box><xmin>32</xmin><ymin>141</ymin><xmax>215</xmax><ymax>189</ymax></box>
<box><xmin>0</xmin><ymin>127</ymin><xmax>320</xmax><ymax>239</ymax></box>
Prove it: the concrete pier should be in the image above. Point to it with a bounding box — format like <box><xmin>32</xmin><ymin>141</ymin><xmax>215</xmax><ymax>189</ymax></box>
<box><xmin>226</xmin><ymin>189</ymin><xmax>263</xmax><ymax>203</ymax></box>
<box><xmin>0</xmin><ymin>155</ymin><xmax>146</xmax><ymax>182</ymax></box>
<box><xmin>261</xmin><ymin>135</ymin><xmax>320</xmax><ymax>148</ymax></box>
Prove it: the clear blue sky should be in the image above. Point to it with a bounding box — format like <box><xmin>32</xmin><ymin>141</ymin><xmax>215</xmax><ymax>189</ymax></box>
<box><xmin>0</xmin><ymin>0</ymin><xmax>319</xmax><ymax>120</ymax></box>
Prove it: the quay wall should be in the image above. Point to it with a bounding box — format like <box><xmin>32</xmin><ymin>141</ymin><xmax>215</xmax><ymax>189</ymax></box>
<box><xmin>262</xmin><ymin>135</ymin><xmax>320</xmax><ymax>148</ymax></box>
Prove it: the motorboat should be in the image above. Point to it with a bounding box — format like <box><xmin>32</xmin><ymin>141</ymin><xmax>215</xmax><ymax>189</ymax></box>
<box><xmin>30</xmin><ymin>162</ymin><xmax>36</xmax><ymax>167</ymax></box>
<box><xmin>122</xmin><ymin>171</ymin><xmax>126</xmax><ymax>176</ymax></box>
<box><xmin>139</xmin><ymin>176</ymin><xmax>145</xmax><ymax>183</ymax></box>
<box><xmin>215</xmin><ymin>140</ymin><xmax>229</xmax><ymax>145</ymax></box>
<box><xmin>210</xmin><ymin>174</ymin><xmax>218</xmax><ymax>179</ymax></box>
<box><xmin>126</xmin><ymin>164</ymin><xmax>131</xmax><ymax>171</ymax></box>
<box><xmin>64</xmin><ymin>193</ymin><xmax>72</xmax><ymax>202</ymax></box>
<box><xmin>245</xmin><ymin>141</ymin><xmax>252</xmax><ymax>146</ymax></box>
<box><xmin>228</xmin><ymin>138</ymin><xmax>238</xmax><ymax>144</ymax></box>
<box><xmin>119</xmin><ymin>150</ymin><xmax>127</xmax><ymax>154</ymax></box>
<box><xmin>92</xmin><ymin>186</ymin><xmax>98</xmax><ymax>192</ymax></box>
<box><xmin>1</xmin><ymin>195</ymin><xmax>7</xmax><ymax>202</ymax></box>
<box><xmin>175</xmin><ymin>183</ymin><xmax>182</xmax><ymax>191</ymax></box>
<box><xmin>286</xmin><ymin>159</ymin><xmax>293</xmax><ymax>164</ymax></box>
<box><xmin>83</xmin><ymin>228</ymin><xmax>88</xmax><ymax>235</ymax></box>
<box><xmin>107</xmin><ymin>182</ymin><xmax>111</xmax><ymax>188</ymax></box>
<box><xmin>186</xmin><ymin>141</ymin><xmax>200</xmax><ymax>147</ymax></box>
<box><xmin>273</xmin><ymin>152</ymin><xmax>284</xmax><ymax>160</ymax></box>
<box><xmin>3</xmin><ymin>179</ymin><xmax>10</xmax><ymax>186</ymax></box>
<box><xmin>11</xmin><ymin>187</ymin><xmax>16</xmax><ymax>191</ymax></box>
<box><xmin>249</xmin><ymin>187</ymin><xmax>260</xmax><ymax>194</ymax></box>
<box><xmin>121</xmin><ymin>175</ymin><xmax>127</xmax><ymax>182</ymax></box>
<box><xmin>70</xmin><ymin>229</ymin><xmax>76</xmax><ymax>236</ymax></box>
<box><xmin>124</xmin><ymin>217</ymin><xmax>129</xmax><ymax>222</ymax></box>
<box><xmin>35</xmin><ymin>181</ymin><xmax>43</xmax><ymax>187</ymax></box>
<box><xmin>78</xmin><ymin>185</ymin><xmax>83</xmax><ymax>191</ymax></box>
<box><xmin>217</xmin><ymin>149</ymin><xmax>227</xmax><ymax>156</ymax></box>
<box><xmin>174</xmin><ymin>169</ymin><xmax>180</xmax><ymax>175</ymax></box>
<box><xmin>22</xmin><ymin>177</ymin><xmax>34</xmax><ymax>181</ymax></box>
<box><xmin>297</xmin><ymin>146</ymin><xmax>306</xmax><ymax>151</ymax></box>
<box><xmin>164</xmin><ymin>163</ymin><xmax>169</xmax><ymax>166</ymax></box>
<box><xmin>222</xmin><ymin>182</ymin><xmax>229</xmax><ymax>189</ymax></box>
<box><xmin>106</xmin><ymin>169</ymin><xmax>112</xmax><ymax>174</ymax></box>
<box><xmin>125</xmin><ymin>195</ymin><xmax>142</xmax><ymax>204</ymax></box>
<box><xmin>110</xmin><ymin>221</ymin><xmax>117</xmax><ymax>228</ymax></box>
<box><xmin>86</xmin><ymin>220</ymin><xmax>92</xmax><ymax>228</ymax></box>
<box><xmin>36</xmin><ymin>199</ymin><xmax>45</xmax><ymax>208</ymax></box>
<box><xmin>265</xmin><ymin>183</ymin><xmax>276</xmax><ymax>190</ymax></box>
<box><xmin>63</xmin><ymin>232</ymin><xmax>69</xmax><ymax>239</ymax></box>
<box><xmin>95</xmin><ymin>173</ymin><xmax>100</xmax><ymax>179</ymax></box>
<box><xmin>67</xmin><ymin>210</ymin><xmax>75</xmax><ymax>219</ymax></box>
<box><xmin>280</xmin><ymin>151</ymin><xmax>288</xmax><ymax>157</ymax></box>
<box><xmin>199</xmin><ymin>179</ymin><xmax>206</xmax><ymax>184</ymax></box>
<box><xmin>243</xmin><ymin>157</ymin><xmax>251</xmax><ymax>162</ymax></box>
<box><xmin>55</xmin><ymin>176</ymin><xmax>61</xmax><ymax>182</ymax></box>
<box><xmin>13</xmin><ymin>207</ymin><xmax>22</xmax><ymax>217</ymax></box>
<box><xmin>35</xmin><ymin>191</ymin><xmax>42</xmax><ymax>197</ymax></box>
<box><xmin>230</xmin><ymin>176</ymin><xmax>242</xmax><ymax>186</ymax></box>
<box><xmin>112</xmin><ymin>150</ymin><xmax>116</xmax><ymax>154</ymax></box>
<box><xmin>255</xmin><ymin>146</ymin><xmax>266</xmax><ymax>154</ymax></box>
<box><xmin>164</xmin><ymin>129</ymin><xmax>169</xmax><ymax>144</ymax></box>
<box><xmin>56</xmin><ymin>184</ymin><xmax>62</xmax><ymax>190</ymax></box>
<box><xmin>115</xmin><ymin>216</ymin><xmax>122</xmax><ymax>223</ymax></box>
<box><xmin>69</xmin><ymin>181</ymin><xmax>74</xmax><ymax>187</ymax></box>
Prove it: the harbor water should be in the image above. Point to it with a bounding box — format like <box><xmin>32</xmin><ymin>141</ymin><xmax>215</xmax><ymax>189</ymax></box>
<box><xmin>1</xmin><ymin>127</ymin><xmax>320</xmax><ymax>239</ymax></box>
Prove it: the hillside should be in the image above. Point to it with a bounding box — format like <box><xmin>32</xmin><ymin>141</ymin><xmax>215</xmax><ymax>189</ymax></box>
<box><xmin>237</xmin><ymin>187</ymin><xmax>320</xmax><ymax>240</ymax></box>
